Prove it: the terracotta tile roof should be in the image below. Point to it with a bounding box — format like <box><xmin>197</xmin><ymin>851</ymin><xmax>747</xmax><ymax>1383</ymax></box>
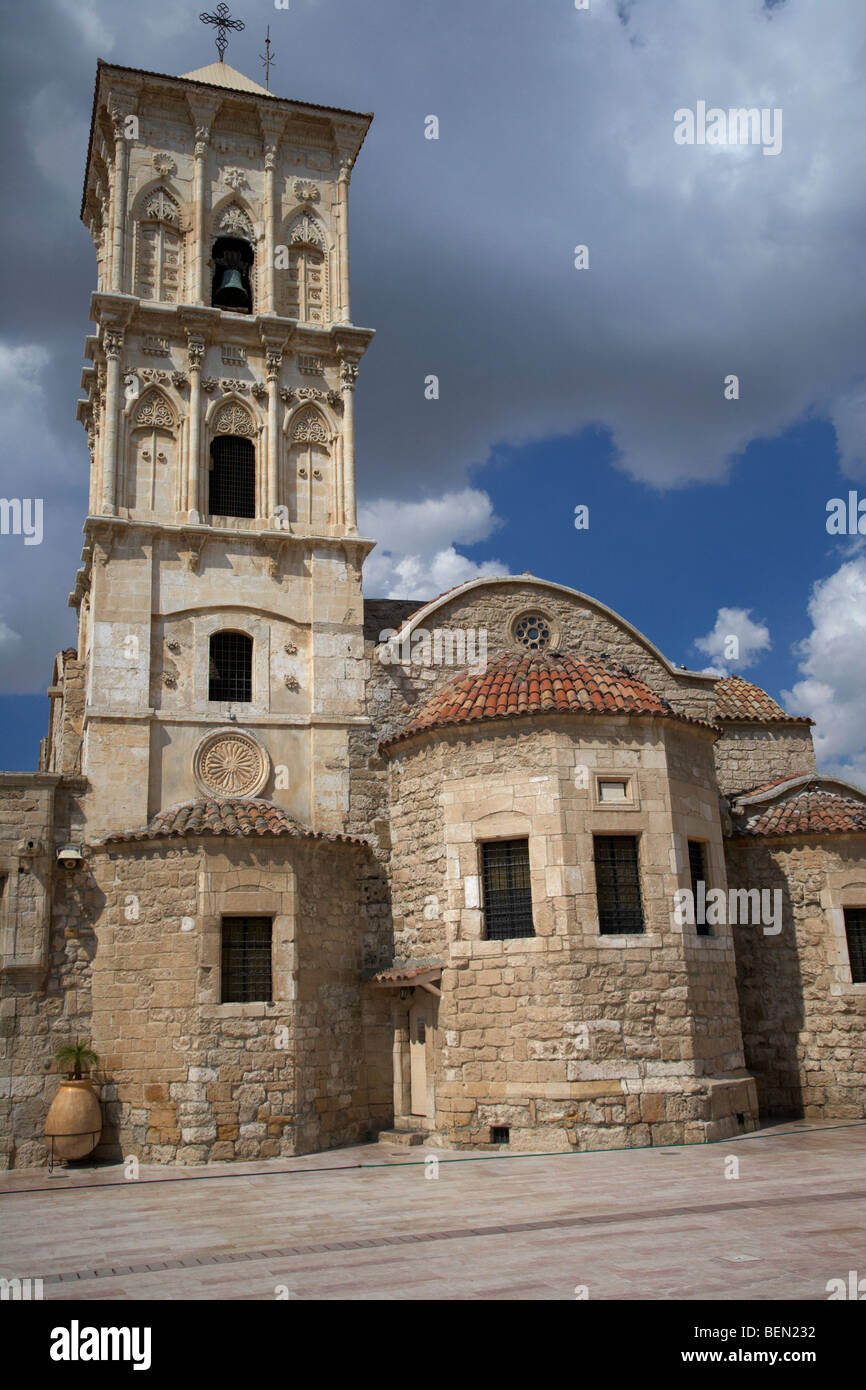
<box><xmin>381</xmin><ymin>651</ymin><xmax>715</xmax><ymax>750</ymax></box>
<box><xmin>715</xmin><ymin>674</ymin><xmax>811</xmax><ymax>723</ymax></box>
<box><xmin>96</xmin><ymin>798</ymin><xmax>367</xmax><ymax>847</ymax></box>
<box><xmin>366</xmin><ymin>957</ymin><xmax>444</xmax><ymax>983</ymax></box>
<box><xmin>729</xmin><ymin>787</ymin><xmax>866</xmax><ymax>838</ymax></box>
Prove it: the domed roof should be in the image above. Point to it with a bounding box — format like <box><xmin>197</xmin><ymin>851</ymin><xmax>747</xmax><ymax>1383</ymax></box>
<box><xmin>96</xmin><ymin>798</ymin><xmax>366</xmax><ymax>846</ymax></box>
<box><xmin>382</xmin><ymin>651</ymin><xmax>714</xmax><ymax>749</ymax></box>
<box><xmin>714</xmin><ymin>674</ymin><xmax>811</xmax><ymax>723</ymax></box>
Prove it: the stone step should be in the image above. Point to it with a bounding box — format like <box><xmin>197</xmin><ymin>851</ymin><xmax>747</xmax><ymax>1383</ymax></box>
<box><xmin>377</xmin><ymin>1129</ymin><xmax>426</xmax><ymax>1146</ymax></box>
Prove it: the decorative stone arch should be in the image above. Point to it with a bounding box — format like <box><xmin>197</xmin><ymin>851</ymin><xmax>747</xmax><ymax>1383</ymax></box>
<box><xmin>190</xmin><ymin>610</ymin><xmax>273</xmax><ymax>713</ymax></box>
<box><xmin>276</xmin><ymin>208</ymin><xmax>330</xmax><ymax>323</ymax></box>
<box><xmin>210</xmin><ymin>198</ymin><xmax>261</xmax><ymax>313</ymax></box>
<box><xmin>203</xmin><ymin>395</ymin><xmax>262</xmax><ymax>520</ymax></box>
<box><xmin>129</xmin><ymin>386</ymin><xmax>177</xmax><ymax>431</ymax></box>
<box><xmin>131</xmin><ymin>182</ymin><xmax>184</xmax><ymax>301</ymax></box>
<box><xmin>211</xmin><ymin>196</ymin><xmax>259</xmax><ymax>244</ymax></box>
<box><xmin>285</xmin><ymin>403</ymin><xmax>335</xmax><ymax>530</ymax></box>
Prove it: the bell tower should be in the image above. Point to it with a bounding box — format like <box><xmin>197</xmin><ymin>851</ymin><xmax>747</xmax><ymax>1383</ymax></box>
<box><xmin>72</xmin><ymin>57</ymin><xmax>375</xmax><ymax>839</ymax></box>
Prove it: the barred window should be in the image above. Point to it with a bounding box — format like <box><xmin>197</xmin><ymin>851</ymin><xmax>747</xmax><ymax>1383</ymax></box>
<box><xmin>594</xmin><ymin>835</ymin><xmax>645</xmax><ymax>934</ymax></box>
<box><xmin>844</xmin><ymin>908</ymin><xmax>866</xmax><ymax>984</ymax></box>
<box><xmin>688</xmin><ymin>839</ymin><xmax>712</xmax><ymax>938</ymax></box>
<box><xmin>209</xmin><ymin>435</ymin><xmax>255</xmax><ymax>518</ymax></box>
<box><xmin>221</xmin><ymin>916</ymin><xmax>272</xmax><ymax>1003</ymax></box>
<box><xmin>480</xmin><ymin>838</ymin><xmax>535</xmax><ymax>940</ymax></box>
<box><xmin>209</xmin><ymin>630</ymin><xmax>252</xmax><ymax>703</ymax></box>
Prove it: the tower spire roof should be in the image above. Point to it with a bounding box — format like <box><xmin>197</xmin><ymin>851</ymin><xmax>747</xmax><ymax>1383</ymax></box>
<box><xmin>178</xmin><ymin>60</ymin><xmax>270</xmax><ymax>95</ymax></box>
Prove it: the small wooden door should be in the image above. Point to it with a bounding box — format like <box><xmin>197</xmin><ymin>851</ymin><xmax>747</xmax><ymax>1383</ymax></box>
<box><xmin>409</xmin><ymin>997</ymin><xmax>432</xmax><ymax>1116</ymax></box>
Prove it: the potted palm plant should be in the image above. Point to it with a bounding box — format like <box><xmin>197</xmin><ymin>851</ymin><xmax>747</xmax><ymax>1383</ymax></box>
<box><xmin>45</xmin><ymin>1041</ymin><xmax>102</xmax><ymax>1163</ymax></box>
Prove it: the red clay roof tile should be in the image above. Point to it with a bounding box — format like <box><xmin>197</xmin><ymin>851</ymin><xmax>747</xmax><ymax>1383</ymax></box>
<box><xmin>96</xmin><ymin>798</ymin><xmax>367</xmax><ymax>847</ymax></box>
<box><xmin>381</xmin><ymin>651</ymin><xmax>715</xmax><ymax>750</ymax></box>
<box><xmin>715</xmin><ymin>674</ymin><xmax>811</xmax><ymax>723</ymax></box>
<box><xmin>730</xmin><ymin>788</ymin><xmax>866</xmax><ymax>838</ymax></box>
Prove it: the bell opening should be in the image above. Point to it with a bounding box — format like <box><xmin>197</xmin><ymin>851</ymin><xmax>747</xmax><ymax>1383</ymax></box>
<box><xmin>212</xmin><ymin>236</ymin><xmax>253</xmax><ymax>313</ymax></box>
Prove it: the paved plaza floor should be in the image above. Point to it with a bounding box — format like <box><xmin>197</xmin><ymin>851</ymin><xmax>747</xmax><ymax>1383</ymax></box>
<box><xmin>2</xmin><ymin>1121</ymin><xmax>864</xmax><ymax>1301</ymax></box>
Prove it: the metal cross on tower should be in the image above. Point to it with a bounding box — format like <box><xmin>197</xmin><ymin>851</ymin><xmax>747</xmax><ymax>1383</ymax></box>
<box><xmin>199</xmin><ymin>3</ymin><xmax>245</xmax><ymax>62</ymax></box>
<box><xmin>259</xmin><ymin>25</ymin><xmax>276</xmax><ymax>90</ymax></box>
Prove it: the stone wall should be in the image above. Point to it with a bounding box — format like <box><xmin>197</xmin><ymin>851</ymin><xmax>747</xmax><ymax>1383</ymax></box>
<box><xmin>714</xmin><ymin>724</ymin><xmax>816</xmax><ymax>796</ymax></box>
<box><xmin>383</xmin><ymin>713</ymin><xmax>757</xmax><ymax>1151</ymax></box>
<box><xmin>0</xmin><ymin>775</ymin><xmax>90</xmax><ymax>1169</ymax></box>
<box><xmin>726</xmin><ymin>833</ymin><xmax>866</xmax><ymax>1119</ymax></box>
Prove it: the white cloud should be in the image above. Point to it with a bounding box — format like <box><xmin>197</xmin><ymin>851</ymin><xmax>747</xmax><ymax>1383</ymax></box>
<box><xmin>828</xmin><ymin>384</ymin><xmax>866</xmax><ymax>479</ymax></box>
<box><xmin>694</xmin><ymin>606</ymin><xmax>772</xmax><ymax>671</ymax></box>
<box><xmin>359</xmin><ymin>488</ymin><xmax>507</xmax><ymax>598</ymax></box>
<box><xmin>782</xmin><ymin>557</ymin><xmax>866</xmax><ymax>787</ymax></box>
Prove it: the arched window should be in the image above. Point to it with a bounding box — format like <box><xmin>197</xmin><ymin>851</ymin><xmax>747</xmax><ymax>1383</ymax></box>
<box><xmin>209</xmin><ymin>631</ymin><xmax>252</xmax><ymax>703</ymax></box>
<box><xmin>288</xmin><ymin>406</ymin><xmax>330</xmax><ymax>528</ymax></box>
<box><xmin>211</xmin><ymin>236</ymin><xmax>253</xmax><ymax>312</ymax></box>
<box><xmin>209</xmin><ymin>434</ymin><xmax>255</xmax><ymax>518</ymax></box>
<box><xmin>135</xmin><ymin>187</ymin><xmax>182</xmax><ymax>302</ymax></box>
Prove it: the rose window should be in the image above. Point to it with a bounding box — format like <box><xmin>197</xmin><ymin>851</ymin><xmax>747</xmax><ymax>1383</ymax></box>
<box><xmin>513</xmin><ymin>613</ymin><xmax>552</xmax><ymax>652</ymax></box>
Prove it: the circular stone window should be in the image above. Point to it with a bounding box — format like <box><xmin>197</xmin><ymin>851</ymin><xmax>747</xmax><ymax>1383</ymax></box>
<box><xmin>192</xmin><ymin>728</ymin><xmax>270</xmax><ymax>798</ymax></box>
<box><xmin>512</xmin><ymin>611</ymin><xmax>556</xmax><ymax>653</ymax></box>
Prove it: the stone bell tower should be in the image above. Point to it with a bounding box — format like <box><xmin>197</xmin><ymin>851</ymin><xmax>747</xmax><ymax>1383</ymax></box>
<box><xmin>72</xmin><ymin>56</ymin><xmax>375</xmax><ymax>840</ymax></box>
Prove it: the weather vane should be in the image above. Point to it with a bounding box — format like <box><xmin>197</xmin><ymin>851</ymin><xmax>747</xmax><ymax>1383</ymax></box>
<box><xmin>260</xmin><ymin>25</ymin><xmax>276</xmax><ymax>90</ymax></box>
<box><xmin>199</xmin><ymin>3</ymin><xmax>245</xmax><ymax>62</ymax></box>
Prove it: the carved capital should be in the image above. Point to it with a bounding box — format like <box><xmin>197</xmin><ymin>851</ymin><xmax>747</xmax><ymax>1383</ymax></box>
<box><xmin>187</xmin><ymin>337</ymin><xmax>206</xmax><ymax>373</ymax></box>
<box><xmin>103</xmin><ymin>329</ymin><xmax>124</xmax><ymax>360</ymax></box>
<box><xmin>339</xmin><ymin>359</ymin><xmax>359</xmax><ymax>391</ymax></box>
<box><xmin>265</xmin><ymin>348</ymin><xmax>282</xmax><ymax>380</ymax></box>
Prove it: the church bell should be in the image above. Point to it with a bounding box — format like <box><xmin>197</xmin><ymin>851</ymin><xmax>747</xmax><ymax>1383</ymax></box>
<box><xmin>213</xmin><ymin>267</ymin><xmax>249</xmax><ymax>310</ymax></box>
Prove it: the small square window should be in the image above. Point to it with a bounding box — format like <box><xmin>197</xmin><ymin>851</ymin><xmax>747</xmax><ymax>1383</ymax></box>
<box><xmin>491</xmin><ymin>1126</ymin><xmax>510</xmax><ymax>1144</ymax></box>
<box><xmin>598</xmin><ymin>779</ymin><xmax>629</xmax><ymax>802</ymax></box>
<box><xmin>843</xmin><ymin>908</ymin><xmax>866</xmax><ymax>984</ymax></box>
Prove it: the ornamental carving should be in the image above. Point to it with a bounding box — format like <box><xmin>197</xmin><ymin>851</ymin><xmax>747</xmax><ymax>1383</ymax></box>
<box><xmin>201</xmin><ymin>375</ymin><xmax>218</xmax><ymax>393</ymax></box>
<box><xmin>193</xmin><ymin>729</ymin><xmax>270</xmax><ymax>798</ymax></box>
<box><xmin>214</xmin><ymin>402</ymin><xmax>254</xmax><ymax>436</ymax></box>
<box><xmin>279</xmin><ymin>387</ymin><xmax>296</xmax><ymax>405</ymax></box>
<box><xmin>143</xmin><ymin>188</ymin><xmax>179</xmax><ymax>225</ymax></box>
<box><xmin>289</xmin><ymin>214</ymin><xmax>325</xmax><ymax>249</ymax></box>
<box><xmin>152</xmin><ymin>152</ymin><xmax>177</xmax><ymax>176</ymax></box>
<box><xmin>218</xmin><ymin>203</ymin><xmax>254</xmax><ymax>240</ymax></box>
<box><xmin>293</xmin><ymin>179</ymin><xmax>319</xmax><ymax>202</ymax></box>
<box><xmin>137</xmin><ymin>367</ymin><xmax>170</xmax><ymax>385</ymax></box>
<box><xmin>171</xmin><ymin>370</ymin><xmax>188</xmax><ymax>390</ymax></box>
<box><xmin>187</xmin><ymin>338</ymin><xmax>206</xmax><ymax>372</ymax></box>
<box><xmin>224</xmin><ymin>168</ymin><xmax>249</xmax><ymax>191</ymax></box>
<box><xmin>265</xmin><ymin>348</ymin><xmax>282</xmax><ymax>378</ymax></box>
<box><xmin>135</xmin><ymin>393</ymin><xmax>175</xmax><ymax>430</ymax></box>
<box><xmin>339</xmin><ymin>360</ymin><xmax>359</xmax><ymax>389</ymax></box>
<box><xmin>103</xmin><ymin>330</ymin><xmax>124</xmax><ymax>359</ymax></box>
<box><xmin>220</xmin><ymin>378</ymin><xmax>249</xmax><ymax>394</ymax></box>
<box><xmin>291</xmin><ymin>408</ymin><xmax>328</xmax><ymax>443</ymax></box>
<box><xmin>251</xmin><ymin>382</ymin><xmax>267</xmax><ymax>400</ymax></box>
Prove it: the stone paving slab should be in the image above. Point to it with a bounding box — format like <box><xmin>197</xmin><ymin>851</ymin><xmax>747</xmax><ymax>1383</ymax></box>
<box><xmin>1</xmin><ymin>1121</ymin><xmax>864</xmax><ymax>1300</ymax></box>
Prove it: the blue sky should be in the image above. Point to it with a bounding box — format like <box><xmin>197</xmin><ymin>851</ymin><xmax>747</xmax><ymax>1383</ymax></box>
<box><xmin>0</xmin><ymin>0</ymin><xmax>864</xmax><ymax>779</ymax></box>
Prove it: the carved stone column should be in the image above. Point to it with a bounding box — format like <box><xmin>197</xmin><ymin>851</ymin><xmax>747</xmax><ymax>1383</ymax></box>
<box><xmin>337</xmin><ymin>158</ymin><xmax>352</xmax><ymax>323</ymax></box>
<box><xmin>258</xmin><ymin>115</ymin><xmax>284</xmax><ymax>316</ymax></box>
<box><xmin>187</xmin><ymin>97</ymin><xmax>219</xmax><ymax>304</ymax></box>
<box><xmin>265</xmin><ymin>347</ymin><xmax>283</xmax><ymax>522</ymax></box>
<box><xmin>339</xmin><ymin>357</ymin><xmax>359</xmax><ymax>534</ymax></box>
<box><xmin>186</xmin><ymin>337</ymin><xmax>205</xmax><ymax>519</ymax></box>
<box><xmin>110</xmin><ymin>109</ymin><xmax>130</xmax><ymax>293</ymax></box>
<box><xmin>101</xmin><ymin>330</ymin><xmax>124</xmax><ymax>515</ymax></box>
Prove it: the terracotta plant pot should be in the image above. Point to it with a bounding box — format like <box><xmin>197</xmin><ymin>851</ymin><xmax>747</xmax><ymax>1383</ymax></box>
<box><xmin>45</xmin><ymin>1080</ymin><xmax>102</xmax><ymax>1160</ymax></box>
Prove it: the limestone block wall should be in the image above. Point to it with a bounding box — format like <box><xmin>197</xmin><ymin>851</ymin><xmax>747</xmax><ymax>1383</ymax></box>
<box><xmin>726</xmin><ymin>834</ymin><xmax>866</xmax><ymax>1119</ymax></box>
<box><xmin>0</xmin><ymin>776</ymin><xmax>91</xmax><ymax>1169</ymax></box>
<box><xmin>78</xmin><ymin>834</ymin><xmax>382</xmax><ymax>1164</ymax></box>
<box><xmin>385</xmin><ymin>716</ymin><xmax>756</xmax><ymax>1150</ymax></box>
<box><xmin>714</xmin><ymin>724</ymin><xmax>817</xmax><ymax>796</ymax></box>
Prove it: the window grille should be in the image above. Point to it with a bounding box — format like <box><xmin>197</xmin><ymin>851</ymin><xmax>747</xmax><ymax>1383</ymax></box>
<box><xmin>221</xmin><ymin>916</ymin><xmax>273</xmax><ymax>1003</ymax></box>
<box><xmin>688</xmin><ymin>839</ymin><xmax>712</xmax><ymax>937</ymax></box>
<box><xmin>480</xmin><ymin>839</ymin><xmax>535</xmax><ymax>940</ymax></box>
<box><xmin>209</xmin><ymin>435</ymin><xmax>255</xmax><ymax>518</ymax></box>
<box><xmin>594</xmin><ymin>835</ymin><xmax>645</xmax><ymax>934</ymax></box>
<box><xmin>844</xmin><ymin>908</ymin><xmax>866</xmax><ymax>984</ymax></box>
<box><xmin>491</xmin><ymin>1126</ymin><xmax>510</xmax><ymax>1144</ymax></box>
<box><xmin>209</xmin><ymin>631</ymin><xmax>252</xmax><ymax>703</ymax></box>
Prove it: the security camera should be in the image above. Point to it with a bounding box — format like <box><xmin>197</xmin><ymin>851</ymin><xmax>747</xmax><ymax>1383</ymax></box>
<box><xmin>57</xmin><ymin>845</ymin><xmax>84</xmax><ymax>871</ymax></box>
